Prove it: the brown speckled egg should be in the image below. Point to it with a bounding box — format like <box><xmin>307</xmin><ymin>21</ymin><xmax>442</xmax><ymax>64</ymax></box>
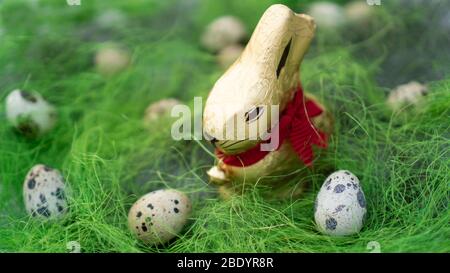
<box><xmin>344</xmin><ymin>1</ymin><xmax>374</xmax><ymax>25</ymax></box>
<box><xmin>23</xmin><ymin>164</ymin><xmax>68</xmax><ymax>220</ymax></box>
<box><xmin>201</xmin><ymin>16</ymin><xmax>247</xmax><ymax>53</ymax></box>
<box><xmin>95</xmin><ymin>44</ymin><xmax>131</xmax><ymax>76</ymax></box>
<box><xmin>128</xmin><ymin>189</ymin><xmax>191</xmax><ymax>245</ymax></box>
<box><xmin>307</xmin><ymin>2</ymin><xmax>346</xmax><ymax>29</ymax></box>
<box><xmin>144</xmin><ymin>98</ymin><xmax>181</xmax><ymax>124</ymax></box>
<box><xmin>217</xmin><ymin>44</ymin><xmax>244</xmax><ymax>69</ymax></box>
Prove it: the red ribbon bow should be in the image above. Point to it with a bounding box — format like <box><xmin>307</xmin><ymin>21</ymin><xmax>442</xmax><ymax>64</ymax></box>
<box><xmin>216</xmin><ymin>85</ymin><xmax>328</xmax><ymax>167</ymax></box>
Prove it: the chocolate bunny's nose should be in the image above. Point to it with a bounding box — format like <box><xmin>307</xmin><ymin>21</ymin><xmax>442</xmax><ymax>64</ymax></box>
<box><xmin>204</xmin><ymin>132</ymin><xmax>218</xmax><ymax>144</ymax></box>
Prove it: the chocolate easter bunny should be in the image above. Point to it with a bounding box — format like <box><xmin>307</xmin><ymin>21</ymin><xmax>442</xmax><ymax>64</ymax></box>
<box><xmin>203</xmin><ymin>4</ymin><xmax>333</xmax><ymax>198</ymax></box>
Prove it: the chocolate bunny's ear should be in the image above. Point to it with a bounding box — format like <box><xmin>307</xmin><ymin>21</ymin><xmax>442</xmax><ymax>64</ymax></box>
<box><xmin>241</xmin><ymin>4</ymin><xmax>316</xmax><ymax>80</ymax></box>
<box><xmin>287</xmin><ymin>13</ymin><xmax>316</xmax><ymax>71</ymax></box>
<box><xmin>276</xmin><ymin>38</ymin><xmax>292</xmax><ymax>78</ymax></box>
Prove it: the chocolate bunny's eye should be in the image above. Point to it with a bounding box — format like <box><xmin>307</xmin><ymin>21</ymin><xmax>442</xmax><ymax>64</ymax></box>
<box><xmin>245</xmin><ymin>106</ymin><xmax>264</xmax><ymax>123</ymax></box>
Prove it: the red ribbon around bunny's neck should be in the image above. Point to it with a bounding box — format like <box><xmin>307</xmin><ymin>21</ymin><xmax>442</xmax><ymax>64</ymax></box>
<box><xmin>215</xmin><ymin>84</ymin><xmax>328</xmax><ymax>167</ymax></box>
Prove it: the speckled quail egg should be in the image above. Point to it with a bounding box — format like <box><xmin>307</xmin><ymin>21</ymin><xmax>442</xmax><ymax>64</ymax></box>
<box><xmin>314</xmin><ymin>170</ymin><xmax>367</xmax><ymax>236</ymax></box>
<box><xmin>344</xmin><ymin>1</ymin><xmax>374</xmax><ymax>25</ymax></box>
<box><xmin>95</xmin><ymin>9</ymin><xmax>127</xmax><ymax>29</ymax></box>
<box><xmin>23</xmin><ymin>164</ymin><xmax>68</xmax><ymax>220</ymax></box>
<box><xmin>387</xmin><ymin>81</ymin><xmax>428</xmax><ymax>111</ymax></box>
<box><xmin>144</xmin><ymin>98</ymin><xmax>181</xmax><ymax>124</ymax></box>
<box><xmin>95</xmin><ymin>44</ymin><xmax>131</xmax><ymax>76</ymax></box>
<box><xmin>201</xmin><ymin>16</ymin><xmax>247</xmax><ymax>53</ymax></box>
<box><xmin>307</xmin><ymin>2</ymin><xmax>346</xmax><ymax>29</ymax></box>
<box><xmin>6</xmin><ymin>89</ymin><xmax>57</xmax><ymax>137</ymax></box>
<box><xmin>128</xmin><ymin>189</ymin><xmax>192</xmax><ymax>245</ymax></box>
<box><xmin>217</xmin><ymin>44</ymin><xmax>244</xmax><ymax>69</ymax></box>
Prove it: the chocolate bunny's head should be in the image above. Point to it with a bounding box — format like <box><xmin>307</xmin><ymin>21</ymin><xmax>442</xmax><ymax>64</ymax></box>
<box><xmin>203</xmin><ymin>4</ymin><xmax>316</xmax><ymax>154</ymax></box>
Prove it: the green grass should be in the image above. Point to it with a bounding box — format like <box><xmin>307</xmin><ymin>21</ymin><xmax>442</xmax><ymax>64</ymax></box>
<box><xmin>0</xmin><ymin>0</ymin><xmax>449</xmax><ymax>252</ymax></box>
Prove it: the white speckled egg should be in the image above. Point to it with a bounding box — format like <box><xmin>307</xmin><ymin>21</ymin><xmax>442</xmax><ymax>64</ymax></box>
<box><xmin>314</xmin><ymin>170</ymin><xmax>367</xmax><ymax>236</ymax></box>
<box><xmin>6</xmin><ymin>89</ymin><xmax>57</xmax><ymax>137</ymax></box>
<box><xmin>23</xmin><ymin>164</ymin><xmax>68</xmax><ymax>220</ymax></box>
<box><xmin>387</xmin><ymin>81</ymin><xmax>428</xmax><ymax>111</ymax></box>
<box><xmin>128</xmin><ymin>189</ymin><xmax>192</xmax><ymax>245</ymax></box>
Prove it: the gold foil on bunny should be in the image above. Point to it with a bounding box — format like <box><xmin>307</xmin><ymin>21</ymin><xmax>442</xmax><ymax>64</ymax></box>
<box><xmin>203</xmin><ymin>4</ymin><xmax>333</xmax><ymax>199</ymax></box>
